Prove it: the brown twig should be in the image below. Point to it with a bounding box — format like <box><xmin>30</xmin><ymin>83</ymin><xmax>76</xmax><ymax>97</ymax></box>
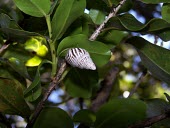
<box><xmin>128</xmin><ymin>69</ymin><xmax>147</xmax><ymax>97</ymax></box>
<box><xmin>90</xmin><ymin>67</ymin><xmax>119</xmax><ymax>112</ymax></box>
<box><xmin>0</xmin><ymin>40</ymin><xmax>10</xmax><ymax>54</ymax></box>
<box><xmin>128</xmin><ymin>112</ymin><xmax>170</xmax><ymax>128</ymax></box>
<box><xmin>89</xmin><ymin>0</ymin><xmax>127</xmax><ymax>41</ymax></box>
<box><xmin>26</xmin><ymin>60</ymin><xmax>67</xmax><ymax>128</ymax></box>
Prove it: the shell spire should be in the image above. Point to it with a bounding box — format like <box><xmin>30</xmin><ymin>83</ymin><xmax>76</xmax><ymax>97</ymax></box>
<box><xmin>65</xmin><ymin>48</ymin><xmax>96</xmax><ymax>70</ymax></box>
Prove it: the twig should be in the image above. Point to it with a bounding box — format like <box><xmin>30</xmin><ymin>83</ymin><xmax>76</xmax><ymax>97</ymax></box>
<box><xmin>128</xmin><ymin>69</ymin><xmax>147</xmax><ymax>97</ymax></box>
<box><xmin>90</xmin><ymin>67</ymin><xmax>119</xmax><ymax>112</ymax></box>
<box><xmin>128</xmin><ymin>111</ymin><xmax>170</xmax><ymax>128</ymax></box>
<box><xmin>0</xmin><ymin>40</ymin><xmax>10</xmax><ymax>54</ymax></box>
<box><xmin>89</xmin><ymin>0</ymin><xmax>127</xmax><ymax>41</ymax></box>
<box><xmin>26</xmin><ymin>60</ymin><xmax>67</xmax><ymax>128</ymax></box>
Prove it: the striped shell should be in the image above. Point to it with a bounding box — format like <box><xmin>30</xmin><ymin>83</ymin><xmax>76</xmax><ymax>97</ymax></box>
<box><xmin>65</xmin><ymin>48</ymin><xmax>96</xmax><ymax>70</ymax></box>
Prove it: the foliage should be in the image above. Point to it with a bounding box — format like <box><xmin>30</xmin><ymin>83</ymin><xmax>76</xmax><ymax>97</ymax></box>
<box><xmin>0</xmin><ymin>0</ymin><xmax>170</xmax><ymax>128</ymax></box>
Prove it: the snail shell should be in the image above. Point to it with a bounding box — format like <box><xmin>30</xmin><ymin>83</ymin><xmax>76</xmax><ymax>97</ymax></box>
<box><xmin>65</xmin><ymin>48</ymin><xmax>96</xmax><ymax>70</ymax></box>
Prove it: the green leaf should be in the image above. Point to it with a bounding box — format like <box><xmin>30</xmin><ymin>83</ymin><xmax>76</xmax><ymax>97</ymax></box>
<box><xmin>0</xmin><ymin>13</ymin><xmax>21</xmax><ymax>29</ymax></box>
<box><xmin>145</xmin><ymin>99</ymin><xmax>169</xmax><ymax>118</ymax></box>
<box><xmin>162</xmin><ymin>3</ymin><xmax>170</xmax><ymax>23</ymax></box>
<box><xmin>73</xmin><ymin>109</ymin><xmax>96</xmax><ymax>126</ymax></box>
<box><xmin>57</xmin><ymin>34</ymin><xmax>111</xmax><ymax>67</ymax></box>
<box><xmin>24</xmin><ymin>60</ymin><xmax>51</xmax><ymax>102</ymax></box>
<box><xmin>97</xmin><ymin>30</ymin><xmax>128</xmax><ymax>48</ymax></box>
<box><xmin>106</xmin><ymin>13</ymin><xmax>170</xmax><ymax>41</ymax></box>
<box><xmin>33</xmin><ymin>107</ymin><xmax>74</xmax><ymax>128</ymax></box>
<box><xmin>89</xmin><ymin>9</ymin><xmax>105</xmax><ymax>25</ymax></box>
<box><xmin>24</xmin><ymin>69</ymin><xmax>41</xmax><ymax>102</ymax></box>
<box><xmin>7</xmin><ymin>57</ymin><xmax>31</xmax><ymax>80</ymax></box>
<box><xmin>64</xmin><ymin>68</ymin><xmax>99</xmax><ymax>98</ymax></box>
<box><xmin>141</xmin><ymin>0</ymin><xmax>170</xmax><ymax>4</ymax></box>
<box><xmin>13</xmin><ymin>0</ymin><xmax>50</xmax><ymax>17</ymax></box>
<box><xmin>0</xmin><ymin>28</ymin><xmax>40</xmax><ymax>42</ymax></box>
<box><xmin>126</xmin><ymin>36</ymin><xmax>170</xmax><ymax>85</ymax></box>
<box><xmin>95</xmin><ymin>98</ymin><xmax>146</xmax><ymax>128</ymax></box>
<box><xmin>0</xmin><ymin>77</ymin><xmax>30</xmax><ymax>117</ymax></box>
<box><xmin>52</xmin><ymin>0</ymin><xmax>86</xmax><ymax>40</ymax></box>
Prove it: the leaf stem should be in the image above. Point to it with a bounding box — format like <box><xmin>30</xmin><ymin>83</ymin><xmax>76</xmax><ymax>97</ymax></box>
<box><xmin>49</xmin><ymin>42</ymin><xmax>57</xmax><ymax>77</ymax></box>
<box><xmin>45</xmin><ymin>15</ymin><xmax>57</xmax><ymax>77</ymax></box>
<box><xmin>45</xmin><ymin>15</ymin><xmax>52</xmax><ymax>39</ymax></box>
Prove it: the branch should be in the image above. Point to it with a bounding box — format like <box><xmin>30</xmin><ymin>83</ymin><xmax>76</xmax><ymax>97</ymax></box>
<box><xmin>128</xmin><ymin>69</ymin><xmax>147</xmax><ymax>98</ymax></box>
<box><xmin>0</xmin><ymin>40</ymin><xmax>10</xmax><ymax>55</ymax></box>
<box><xmin>128</xmin><ymin>111</ymin><xmax>170</xmax><ymax>128</ymax></box>
<box><xmin>89</xmin><ymin>0</ymin><xmax>127</xmax><ymax>41</ymax></box>
<box><xmin>26</xmin><ymin>60</ymin><xmax>67</xmax><ymax>128</ymax></box>
<box><xmin>90</xmin><ymin>67</ymin><xmax>119</xmax><ymax>112</ymax></box>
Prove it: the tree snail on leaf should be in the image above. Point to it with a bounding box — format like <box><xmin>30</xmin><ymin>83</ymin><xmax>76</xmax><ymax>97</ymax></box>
<box><xmin>65</xmin><ymin>48</ymin><xmax>96</xmax><ymax>70</ymax></box>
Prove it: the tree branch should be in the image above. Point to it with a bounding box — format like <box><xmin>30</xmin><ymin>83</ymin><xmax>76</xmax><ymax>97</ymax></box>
<box><xmin>128</xmin><ymin>69</ymin><xmax>147</xmax><ymax>98</ymax></box>
<box><xmin>90</xmin><ymin>67</ymin><xmax>119</xmax><ymax>112</ymax></box>
<box><xmin>89</xmin><ymin>0</ymin><xmax>127</xmax><ymax>41</ymax></box>
<box><xmin>26</xmin><ymin>60</ymin><xmax>67</xmax><ymax>128</ymax></box>
<box><xmin>128</xmin><ymin>111</ymin><xmax>170</xmax><ymax>128</ymax></box>
<box><xmin>0</xmin><ymin>40</ymin><xmax>10</xmax><ymax>55</ymax></box>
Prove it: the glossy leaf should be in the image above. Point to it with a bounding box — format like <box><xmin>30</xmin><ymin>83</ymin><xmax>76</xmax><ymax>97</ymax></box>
<box><xmin>0</xmin><ymin>28</ymin><xmax>39</xmax><ymax>42</ymax></box>
<box><xmin>64</xmin><ymin>68</ymin><xmax>99</xmax><ymax>98</ymax></box>
<box><xmin>24</xmin><ymin>68</ymin><xmax>41</xmax><ymax>102</ymax></box>
<box><xmin>95</xmin><ymin>98</ymin><xmax>146</xmax><ymax>128</ymax></box>
<box><xmin>73</xmin><ymin>109</ymin><xmax>96</xmax><ymax>126</ymax></box>
<box><xmin>52</xmin><ymin>0</ymin><xmax>86</xmax><ymax>40</ymax></box>
<box><xmin>7</xmin><ymin>57</ymin><xmax>31</xmax><ymax>80</ymax></box>
<box><xmin>57</xmin><ymin>34</ymin><xmax>111</xmax><ymax>67</ymax></box>
<box><xmin>13</xmin><ymin>0</ymin><xmax>50</xmax><ymax>17</ymax></box>
<box><xmin>33</xmin><ymin>107</ymin><xmax>74</xmax><ymax>128</ymax></box>
<box><xmin>162</xmin><ymin>3</ymin><xmax>170</xmax><ymax>23</ymax></box>
<box><xmin>126</xmin><ymin>36</ymin><xmax>170</xmax><ymax>85</ymax></box>
<box><xmin>141</xmin><ymin>0</ymin><xmax>170</xmax><ymax>4</ymax></box>
<box><xmin>24</xmin><ymin>60</ymin><xmax>51</xmax><ymax>102</ymax></box>
<box><xmin>0</xmin><ymin>77</ymin><xmax>30</xmax><ymax>117</ymax></box>
<box><xmin>97</xmin><ymin>30</ymin><xmax>128</xmax><ymax>48</ymax></box>
<box><xmin>107</xmin><ymin>13</ymin><xmax>170</xmax><ymax>41</ymax></box>
<box><xmin>0</xmin><ymin>13</ymin><xmax>21</xmax><ymax>29</ymax></box>
<box><xmin>89</xmin><ymin>9</ymin><xmax>105</xmax><ymax>25</ymax></box>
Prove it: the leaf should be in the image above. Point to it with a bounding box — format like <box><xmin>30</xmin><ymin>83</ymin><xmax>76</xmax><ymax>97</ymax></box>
<box><xmin>162</xmin><ymin>3</ymin><xmax>170</xmax><ymax>23</ymax></box>
<box><xmin>106</xmin><ymin>13</ymin><xmax>170</xmax><ymax>41</ymax></box>
<box><xmin>24</xmin><ymin>68</ymin><xmax>41</xmax><ymax>102</ymax></box>
<box><xmin>13</xmin><ymin>0</ymin><xmax>50</xmax><ymax>17</ymax></box>
<box><xmin>57</xmin><ymin>34</ymin><xmax>111</xmax><ymax>67</ymax></box>
<box><xmin>0</xmin><ymin>13</ymin><xmax>21</xmax><ymax>29</ymax></box>
<box><xmin>24</xmin><ymin>60</ymin><xmax>51</xmax><ymax>102</ymax></box>
<box><xmin>145</xmin><ymin>98</ymin><xmax>169</xmax><ymax>118</ymax></box>
<box><xmin>89</xmin><ymin>9</ymin><xmax>105</xmax><ymax>25</ymax></box>
<box><xmin>95</xmin><ymin>98</ymin><xmax>146</xmax><ymax>128</ymax></box>
<box><xmin>33</xmin><ymin>107</ymin><xmax>74</xmax><ymax>128</ymax></box>
<box><xmin>141</xmin><ymin>0</ymin><xmax>170</xmax><ymax>4</ymax></box>
<box><xmin>0</xmin><ymin>28</ymin><xmax>40</xmax><ymax>42</ymax></box>
<box><xmin>126</xmin><ymin>36</ymin><xmax>170</xmax><ymax>85</ymax></box>
<box><xmin>97</xmin><ymin>30</ymin><xmax>128</xmax><ymax>48</ymax></box>
<box><xmin>7</xmin><ymin>57</ymin><xmax>31</xmax><ymax>80</ymax></box>
<box><xmin>0</xmin><ymin>77</ymin><xmax>30</xmax><ymax>117</ymax></box>
<box><xmin>64</xmin><ymin>68</ymin><xmax>99</xmax><ymax>98</ymax></box>
<box><xmin>52</xmin><ymin>0</ymin><xmax>86</xmax><ymax>40</ymax></box>
<box><xmin>73</xmin><ymin>109</ymin><xmax>96</xmax><ymax>126</ymax></box>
